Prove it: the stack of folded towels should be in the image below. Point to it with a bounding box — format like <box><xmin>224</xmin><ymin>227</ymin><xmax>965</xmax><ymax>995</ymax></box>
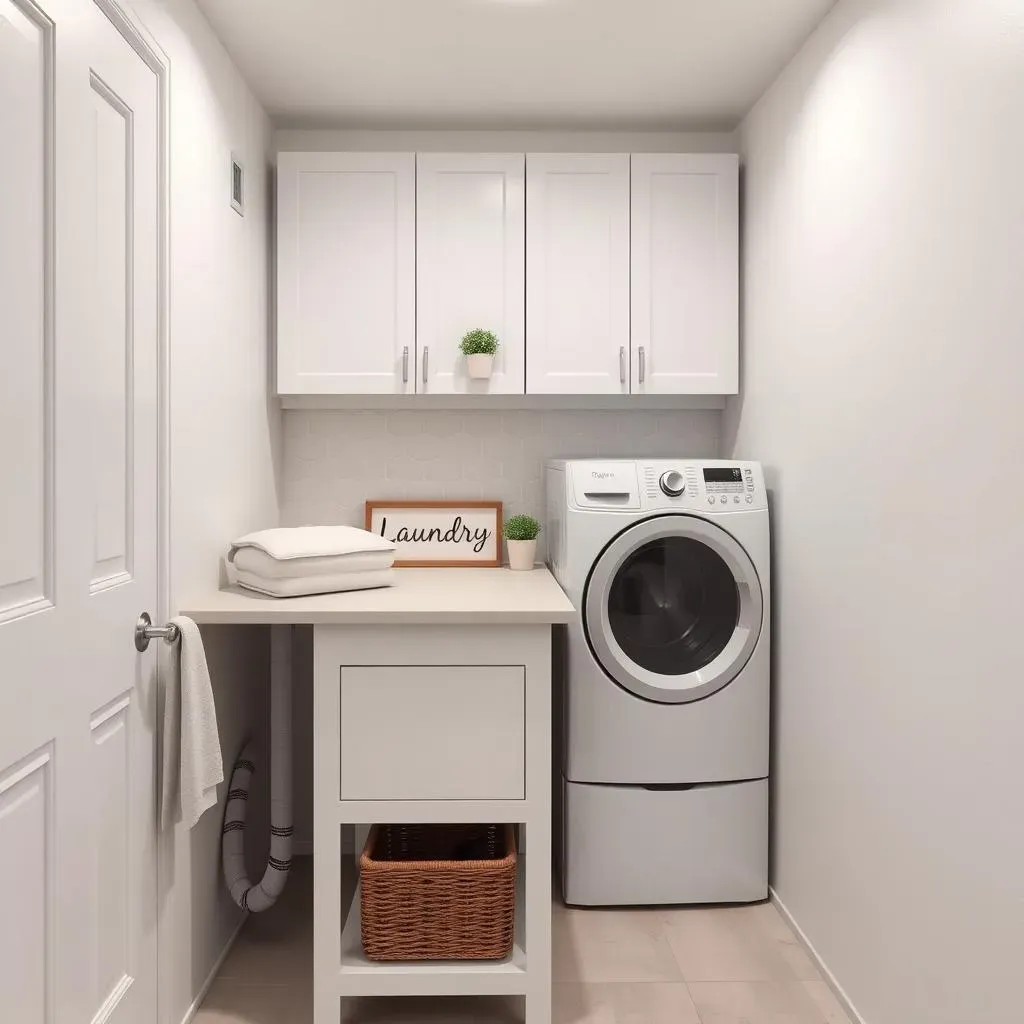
<box><xmin>228</xmin><ymin>525</ymin><xmax>397</xmax><ymax>598</ymax></box>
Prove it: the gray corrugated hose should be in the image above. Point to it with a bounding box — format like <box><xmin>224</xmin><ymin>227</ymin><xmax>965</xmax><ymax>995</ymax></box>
<box><xmin>222</xmin><ymin>625</ymin><xmax>293</xmax><ymax>912</ymax></box>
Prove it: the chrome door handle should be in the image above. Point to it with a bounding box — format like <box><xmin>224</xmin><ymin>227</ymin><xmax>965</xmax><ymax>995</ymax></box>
<box><xmin>402</xmin><ymin>346</ymin><xmax>409</xmax><ymax>384</ymax></box>
<box><xmin>619</xmin><ymin>346</ymin><xmax>626</xmax><ymax>384</ymax></box>
<box><xmin>135</xmin><ymin>611</ymin><xmax>179</xmax><ymax>653</ymax></box>
<box><xmin>422</xmin><ymin>345</ymin><xmax>429</xmax><ymax>385</ymax></box>
<box><xmin>638</xmin><ymin>346</ymin><xmax>646</xmax><ymax>385</ymax></box>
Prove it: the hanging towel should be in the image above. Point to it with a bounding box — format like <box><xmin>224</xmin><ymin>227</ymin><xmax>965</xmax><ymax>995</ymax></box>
<box><xmin>160</xmin><ymin>616</ymin><xmax>224</xmax><ymax>830</ymax></box>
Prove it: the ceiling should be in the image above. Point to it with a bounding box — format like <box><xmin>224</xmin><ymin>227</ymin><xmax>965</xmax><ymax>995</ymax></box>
<box><xmin>194</xmin><ymin>0</ymin><xmax>837</xmax><ymax>129</ymax></box>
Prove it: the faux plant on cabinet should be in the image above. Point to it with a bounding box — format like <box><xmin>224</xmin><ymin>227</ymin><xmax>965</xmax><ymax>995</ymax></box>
<box><xmin>504</xmin><ymin>514</ymin><xmax>540</xmax><ymax>571</ymax></box>
<box><xmin>460</xmin><ymin>329</ymin><xmax>500</xmax><ymax>379</ymax></box>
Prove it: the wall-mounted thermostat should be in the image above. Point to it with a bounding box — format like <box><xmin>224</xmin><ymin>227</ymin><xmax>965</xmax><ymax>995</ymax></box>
<box><xmin>231</xmin><ymin>153</ymin><xmax>244</xmax><ymax>216</ymax></box>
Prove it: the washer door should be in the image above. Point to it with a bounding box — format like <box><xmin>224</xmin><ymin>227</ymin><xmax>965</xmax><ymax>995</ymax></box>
<box><xmin>584</xmin><ymin>515</ymin><xmax>763</xmax><ymax>704</ymax></box>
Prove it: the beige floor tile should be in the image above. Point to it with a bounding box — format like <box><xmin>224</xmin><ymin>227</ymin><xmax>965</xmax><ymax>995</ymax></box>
<box><xmin>687</xmin><ymin>980</ymin><xmax>827</xmax><ymax>1024</ymax></box>
<box><xmin>553</xmin><ymin>908</ymin><xmax>682</xmax><ymax>983</ymax></box>
<box><xmin>194</xmin><ymin>980</ymin><xmax>305</xmax><ymax>1024</ymax></box>
<box><xmin>660</xmin><ymin>908</ymin><xmax>792</xmax><ymax>983</ymax></box>
<box><xmin>801</xmin><ymin>980</ymin><xmax>854</xmax><ymax>1024</ymax></box>
<box><xmin>554</xmin><ymin>982</ymin><xmax>701</xmax><ymax>1024</ymax></box>
<box><xmin>776</xmin><ymin>941</ymin><xmax>824</xmax><ymax>982</ymax></box>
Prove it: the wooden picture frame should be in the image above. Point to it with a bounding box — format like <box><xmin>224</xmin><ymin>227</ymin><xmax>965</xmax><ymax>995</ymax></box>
<box><xmin>365</xmin><ymin>500</ymin><xmax>503</xmax><ymax>568</ymax></box>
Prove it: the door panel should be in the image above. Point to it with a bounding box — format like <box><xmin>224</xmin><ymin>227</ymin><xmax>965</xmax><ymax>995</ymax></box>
<box><xmin>0</xmin><ymin>0</ymin><xmax>53</xmax><ymax>622</ymax></box>
<box><xmin>277</xmin><ymin>151</ymin><xmax>415</xmax><ymax>394</ymax></box>
<box><xmin>526</xmin><ymin>153</ymin><xmax>630</xmax><ymax>395</ymax></box>
<box><xmin>88</xmin><ymin>72</ymin><xmax>135</xmax><ymax>588</ymax></box>
<box><xmin>631</xmin><ymin>154</ymin><xmax>739</xmax><ymax>395</ymax></box>
<box><xmin>417</xmin><ymin>153</ymin><xmax>525</xmax><ymax>394</ymax></box>
<box><xmin>0</xmin><ymin>747</ymin><xmax>53</xmax><ymax>1022</ymax></box>
<box><xmin>0</xmin><ymin>1</ymin><xmax>160</xmax><ymax>1021</ymax></box>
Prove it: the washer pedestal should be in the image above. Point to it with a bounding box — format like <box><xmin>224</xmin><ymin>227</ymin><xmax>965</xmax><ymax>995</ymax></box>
<box><xmin>561</xmin><ymin>776</ymin><xmax>769</xmax><ymax>906</ymax></box>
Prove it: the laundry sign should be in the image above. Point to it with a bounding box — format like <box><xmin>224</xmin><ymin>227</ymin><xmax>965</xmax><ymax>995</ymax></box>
<box><xmin>365</xmin><ymin>500</ymin><xmax>503</xmax><ymax>567</ymax></box>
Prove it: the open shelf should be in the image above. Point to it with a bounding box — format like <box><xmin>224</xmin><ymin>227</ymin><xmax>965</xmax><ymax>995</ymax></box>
<box><xmin>337</xmin><ymin>855</ymin><xmax>528</xmax><ymax>997</ymax></box>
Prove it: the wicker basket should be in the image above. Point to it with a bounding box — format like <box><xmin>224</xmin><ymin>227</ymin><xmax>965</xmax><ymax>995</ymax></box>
<box><xmin>359</xmin><ymin>823</ymin><xmax>517</xmax><ymax>962</ymax></box>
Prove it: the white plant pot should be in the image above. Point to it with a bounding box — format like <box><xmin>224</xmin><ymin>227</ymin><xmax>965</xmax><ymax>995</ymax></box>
<box><xmin>466</xmin><ymin>353</ymin><xmax>494</xmax><ymax>379</ymax></box>
<box><xmin>506</xmin><ymin>538</ymin><xmax>537</xmax><ymax>571</ymax></box>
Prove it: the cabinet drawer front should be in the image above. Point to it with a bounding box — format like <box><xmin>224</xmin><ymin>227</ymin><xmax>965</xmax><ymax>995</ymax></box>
<box><xmin>339</xmin><ymin>666</ymin><xmax>525</xmax><ymax>801</ymax></box>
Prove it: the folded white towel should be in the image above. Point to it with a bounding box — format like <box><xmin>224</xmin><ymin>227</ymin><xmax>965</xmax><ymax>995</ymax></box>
<box><xmin>232</xmin><ymin>544</ymin><xmax>394</xmax><ymax>580</ymax></box>
<box><xmin>233</xmin><ymin>567</ymin><xmax>394</xmax><ymax>598</ymax></box>
<box><xmin>230</xmin><ymin>525</ymin><xmax>395</xmax><ymax>562</ymax></box>
<box><xmin>160</xmin><ymin>617</ymin><xmax>224</xmax><ymax>830</ymax></box>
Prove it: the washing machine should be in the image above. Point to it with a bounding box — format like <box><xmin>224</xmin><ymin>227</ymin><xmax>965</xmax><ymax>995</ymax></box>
<box><xmin>547</xmin><ymin>459</ymin><xmax>770</xmax><ymax>906</ymax></box>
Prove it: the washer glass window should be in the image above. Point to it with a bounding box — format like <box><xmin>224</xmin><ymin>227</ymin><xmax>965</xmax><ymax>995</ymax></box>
<box><xmin>607</xmin><ymin>537</ymin><xmax>739</xmax><ymax>676</ymax></box>
<box><xmin>584</xmin><ymin>515</ymin><xmax>763</xmax><ymax>704</ymax></box>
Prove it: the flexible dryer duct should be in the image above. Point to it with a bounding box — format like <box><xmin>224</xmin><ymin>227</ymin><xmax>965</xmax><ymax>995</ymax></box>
<box><xmin>222</xmin><ymin>625</ymin><xmax>293</xmax><ymax>912</ymax></box>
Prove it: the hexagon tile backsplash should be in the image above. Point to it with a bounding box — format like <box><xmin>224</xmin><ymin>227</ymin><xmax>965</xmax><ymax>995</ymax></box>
<box><xmin>282</xmin><ymin>409</ymin><xmax>721</xmax><ymax>559</ymax></box>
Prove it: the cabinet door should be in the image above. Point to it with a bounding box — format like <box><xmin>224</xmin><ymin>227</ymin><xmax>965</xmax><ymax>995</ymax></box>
<box><xmin>417</xmin><ymin>153</ymin><xmax>525</xmax><ymax>394</ymax></box>
<box><xmin>277</xmin><ymin>152</ymin><xmax>415</xmax><ymax>394</ymax></box>
<box><xmin>526</xmin><ymin>154</ymin><xmax>630</xmax><ymax>395</ymax></box>
<box><xmin>631</xmin><ymin>154</ymin><xmax>739</xmax><ymax>395</ymax></box>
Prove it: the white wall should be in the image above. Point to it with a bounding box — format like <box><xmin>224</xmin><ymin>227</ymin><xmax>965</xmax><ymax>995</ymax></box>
<box><xmin>126</xmin><ymin>1</ymin><xmax>281</xmax><ymax>1022</ymax></box>
<box><xmin>728</xmin><ymin>2</ymin><xmax>1024</xmax><ymax>1022</ymax></box>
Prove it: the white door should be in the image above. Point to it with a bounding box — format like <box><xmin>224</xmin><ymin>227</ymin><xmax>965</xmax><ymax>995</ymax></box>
<box><xmin>416</xmin><ymin>153</ymin><xmax>525</xmax><ymax>395</ymax></box>
<box><xmin>277</xmin><ymin>151</ymin><xmax>415</xmax><ymax>395</ymax></box>
<box><xmin>631</xmin><ymin>154</ymin><xmax>739</xmax><ymax>395</ymax></box>
<box><xmin>526</xmin><ymin>153</ymin><xmax>630</xmax><ymax>395</ymax></box>
<box><xmin>0</xmin><ymin>0</ymin><xmax>160</xmax><ymax>1020</ymax></box>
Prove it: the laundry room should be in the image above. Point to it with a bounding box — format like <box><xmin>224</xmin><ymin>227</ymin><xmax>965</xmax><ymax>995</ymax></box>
<box><xmin>2</xmin><ymin>2</ymin><xmax>1022</xmax><ymax>1024</ymax></box>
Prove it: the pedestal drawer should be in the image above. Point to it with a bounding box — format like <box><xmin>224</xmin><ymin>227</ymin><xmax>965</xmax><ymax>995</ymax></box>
<box><xmin>339</xmin><ymin>665</ymin><xmax>525</xmax><ymax>800</ymax></box>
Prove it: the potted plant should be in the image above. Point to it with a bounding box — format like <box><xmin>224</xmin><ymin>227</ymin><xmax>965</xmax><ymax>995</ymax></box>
<box><xmin>503</xmin><ymin>514</ymin><xmax>540</xmax><ymax>571</ymax></box>
<box><xmin>460</xmin><ymin>329</ymin><xmax>499</xmax><ymax>379</ymax></box>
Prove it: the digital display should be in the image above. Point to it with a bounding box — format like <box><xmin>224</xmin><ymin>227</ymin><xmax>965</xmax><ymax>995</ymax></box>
<box><xmin>704</xmin><ymin>468</ymin><xmax>743</xmax><ymax>483</ymax></box>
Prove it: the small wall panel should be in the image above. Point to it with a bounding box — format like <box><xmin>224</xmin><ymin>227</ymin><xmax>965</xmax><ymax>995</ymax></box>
<box><xmin>90</xmin><ymin>695</ymin><xmax>132</xmax><ymax>1011</ymax></box>
<box><xmin>0</xmin><ymin>746</ymin><xmax>53</xmax><ymax>1024</ymax></box>
<box><xmin>0</xmin><ymin>0</ymin><xmax>54</xmax><ymax>621</ymax></box>
<box><xmin>88</xmin><ymin>74</ymin><xmax>134</xmax><ymax>592</ymax></box>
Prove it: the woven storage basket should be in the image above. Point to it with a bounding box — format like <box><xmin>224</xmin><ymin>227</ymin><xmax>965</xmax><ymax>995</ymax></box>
<box><xmin>359</xmin><ymin>823</ymin><xmax>517</xmax><ymax>961</ymax></box>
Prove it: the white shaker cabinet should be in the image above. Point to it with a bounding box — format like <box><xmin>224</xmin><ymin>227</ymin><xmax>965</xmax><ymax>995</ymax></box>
<box><xmin>526</xmin><ymin>154</ymin><xmax>630</xmax><ymax>395</ymax></box>
<box><xmin>417</xmin><ymin>154</ymin><xmax>525</xmax><ymax>394</ymax></box>
<box><xmin>277</xmin><ymin>152</ymin><xmax>415</xmax><ymax>394</ymax></box>
<box><xmin>631</xmin><ymin>154</ymin><xmax>739</xmax><ymax>395</ymax></box>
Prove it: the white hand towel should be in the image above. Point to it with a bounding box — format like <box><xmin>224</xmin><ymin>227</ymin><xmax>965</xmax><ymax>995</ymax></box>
<box><xmin>160</xmin><ymin>616</ymin><xmax>224</xmax><ymax>830</ymax></box>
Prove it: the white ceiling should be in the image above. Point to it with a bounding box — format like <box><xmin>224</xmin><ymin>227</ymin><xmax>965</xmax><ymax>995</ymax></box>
<box><xmin>194</xmin><ymin>0</ymin><xmax>837</xmax><ymax>129</ymax></box>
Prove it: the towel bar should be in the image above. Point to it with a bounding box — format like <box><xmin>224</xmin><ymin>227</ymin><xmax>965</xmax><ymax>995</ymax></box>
<box><xmin>135</xmin><ymin>611</ymin><xmax>180</xmax><ymax>652</ymax></box>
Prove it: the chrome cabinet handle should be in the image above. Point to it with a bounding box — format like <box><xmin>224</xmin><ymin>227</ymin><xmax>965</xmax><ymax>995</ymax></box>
<box><xmin>638</xmin><ymin>346</ymin><xmax>646</xmax><ymax>385</ymax></box>
<box><xmin>402</xmin><ymin>346</ymin><xmax>409</xmax><ymax>383</ymax></box>
<box><xmin>135</xmin><ymin>611</ymin><xmax>179</xmax><ymax>653</ymax></box>
<box><xmin>422</xmin><ymin>345</ymin><xmax>429</xmax><ymax>385</ymax></box>
<box><xmin>619</xmin><ymin>346</ymin><xmax>626</xmax><ymax>384</ymax></box>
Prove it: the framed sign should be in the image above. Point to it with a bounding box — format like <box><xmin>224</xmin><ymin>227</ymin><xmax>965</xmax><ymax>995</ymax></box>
<box><xmin>365</xmin><ymin>500</ymin><xmax>503</xmax><ymax>567</ymax></box>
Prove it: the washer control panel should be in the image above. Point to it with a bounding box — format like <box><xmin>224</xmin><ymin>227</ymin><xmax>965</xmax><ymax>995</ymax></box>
<box><xmin>558</xmin><ymin>460</ymin><xmax>767</xmax><ymax>512</ymax></box>
<box><xmin>639</xmin><ymin>460</ymin><xmax>766</xmax><ymax>511</ymax></box>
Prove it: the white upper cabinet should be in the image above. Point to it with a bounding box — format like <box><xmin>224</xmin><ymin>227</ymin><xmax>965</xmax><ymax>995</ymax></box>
<box><xmin>526</xmin><ymin>154</ymin><xmax>630</xmax><ymax>395</ymax></box>
<box><xmin>416</xmin><ymin>154</ymin><xmax>525</xmax><ymax>394</ymax></box>
<box><xmin>631</xmin><ymin>154</ymin><xmax>739</xmax><ymax>395</ymax></box>
<box><xmin>277</xmin><ymin>152</ymin><xmax>415</xmax><ymax>394</ymax></box>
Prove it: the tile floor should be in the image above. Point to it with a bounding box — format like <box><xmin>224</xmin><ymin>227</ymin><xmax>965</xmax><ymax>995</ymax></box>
<box><xmin>196</xmin><ymin>859</ymin><xmax>853</xmax><ymax>1024</ymax></box>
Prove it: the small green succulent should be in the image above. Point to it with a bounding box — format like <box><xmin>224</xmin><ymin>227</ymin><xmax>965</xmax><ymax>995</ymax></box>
<box><xmin>459</xmin><ymin>329</ymin><xmax>499</xmax><ymax>356</ymax></box>
<box><xmin>503</xmin><ymin>514</ymin><xmax>541</xmax><ymax>542</ymax></box>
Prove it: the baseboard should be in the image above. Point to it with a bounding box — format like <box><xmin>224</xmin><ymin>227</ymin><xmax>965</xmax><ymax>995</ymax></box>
<box><xmin>769</xmin><ymin>887</ymin><xmax>866</xmax><ymax>1024</ymax></box>
<box><xmin>177</xmin><ymin>912</ymin><xmax>248</xmax><ymax>1024</ymax></box>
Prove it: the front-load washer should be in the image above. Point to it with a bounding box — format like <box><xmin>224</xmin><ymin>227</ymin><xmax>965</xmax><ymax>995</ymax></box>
<box><xmin>547</xmin><ymin>459</ymin><xmax>770</xmax><ymax>906</ymax></box>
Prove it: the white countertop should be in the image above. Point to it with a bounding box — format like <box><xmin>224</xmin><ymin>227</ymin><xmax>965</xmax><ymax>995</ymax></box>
<box><xmin>180</xmin><ymin>567</ymin><xmax>574</xmax><ymax>625</ymax></box>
